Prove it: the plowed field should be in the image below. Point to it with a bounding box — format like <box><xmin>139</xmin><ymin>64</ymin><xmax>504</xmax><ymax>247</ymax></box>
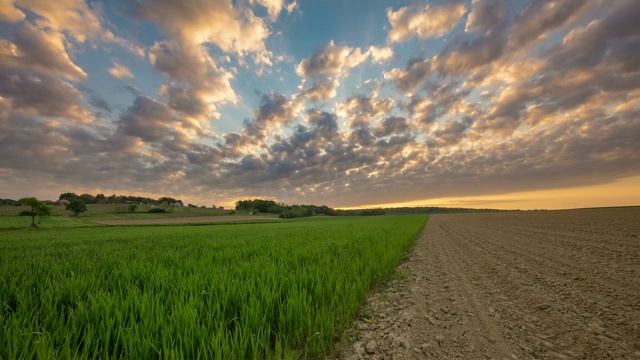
<box><xmin>339</xmin><ymin>207</ymin><xmax>640</xmax><ymax>359</ymax></box>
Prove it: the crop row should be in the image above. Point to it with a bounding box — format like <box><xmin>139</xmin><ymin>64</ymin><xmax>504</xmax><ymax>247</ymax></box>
<box><xmin>0</xmin><ymin>215</ymin><xmax>427</xmax><ymax>359</ymax></box>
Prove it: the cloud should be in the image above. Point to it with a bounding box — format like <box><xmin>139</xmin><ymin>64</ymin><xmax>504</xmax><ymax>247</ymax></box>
<box><xmin>465</xmin><ymin>0</ymin><xmax>508</xmax><ymax>34</ymax></box>
<box><xmin>384</xmin><ymin>57</ymin><xmax>432</xmax><ymax>95</ymax></box>
<box><xmin>108</xmin><ymin>62</ymin><xmax>133</xmax><ymax>79</ymax></box>
<box><xmin>369</xmin><ymin>46</ymin><xmax>394</xmax><ymax>64</ymax></box>
<box><xmin>88</xmin><ymin>95</ymin><xmax>112</xmax><ymax>114</ymax></box>
<box><xmin>115</xmin><ymin>96</ymin><xmax>188</xmax><ymax>146</ymax></box>
<box><xmin>250</xmin><ymin>0</ymin><xmax>285</xmax><ymax>21</ymax></box>
<box><xmin>286</xmin><ymin>0</ymin><xmax>298</xmax><ymax>14</ymax></box>
<box><xmin>427</xmin><ymin>118</ymin><xmax>473</xmax><ymax>147</ymax></box>
<box><xmin>243</xmin><ymin>92</ymin><xmax>304</xmax><ymax>139</ymax></box>
<box><xmin>296</xmin><ymin>41</ymin><xmax>368</xmax><ymax>78</ymax></box>
<box><xmin>149</xmin><ymin>40</ymin><xmax>236</xmax><ymax>120</ymax></box>
<box><xmin>136</xmin><ymin>0</ymin><xmax>270</xmax><ymax>61</ymax></box>
<box><xmin>1</xmin><ymin>24</ymin><xmax>87</xmax><ymax>80</ymax></box>
<box><xmin>0</xmin><ymin>71</ymin><xmax>88</xmax><ymax>120</ymax></box>
<box><xmin>296</xmin><ymin>41</ymin><xmax>392</xmax><ymax>101</ymax></box>
<box><xmin>14</xmin><ymin>0</ymin><xmax>103</xmax><ymax>42</ymax></box>
<box><xmin>0</xmin><ymin>0</ymin><xmax>25</xmax><ymax>23</ymax></box>
<box><xmin>507</xmin><ymin>0</ymin><xmax>593</xmax><ymax>52</ymax></box>
<box><xmin>337</xmin><ymin>93</ymin><xmax>394</xmax><ymax>127</ymax></box>
<box><xmin>374</xmin><ymin>117</ymin><xmax>409</xmax><ymax>137</ymax></box>
<box><xmin>387</xmin><ymin>2</ymin><xmax>467</xmax><ymax>43</ymax></box>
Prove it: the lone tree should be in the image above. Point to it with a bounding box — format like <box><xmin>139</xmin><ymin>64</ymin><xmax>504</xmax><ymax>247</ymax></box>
<box><xmin>19</xmin><ymin>197</ymin><xmax>52</xmax><ymax>229</ymax></box>
<box><xmin>66</xmin><ymin>198</ymin><xmax>88</xmax><ymax>216</ymax></box>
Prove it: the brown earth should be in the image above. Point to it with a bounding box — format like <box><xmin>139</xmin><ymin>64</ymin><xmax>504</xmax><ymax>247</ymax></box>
<box><xmin>335</xmin><ymin>207</ymin><xmax>640</xmax><ymax>359</ymax></box>
<box><xmin>92</xmin><ymin>215</ymin><xmax>281</xmax><ymax>225</ymax></box>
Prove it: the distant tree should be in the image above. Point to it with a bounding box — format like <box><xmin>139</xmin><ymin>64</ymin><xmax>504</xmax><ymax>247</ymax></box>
<box><xmin>95</xmin><ymin>193</ymin><xmax>106</xmax><ymax>203</ymax></box>
<box><xmin>19</xmin><ymin>197</ymin><xmax>52</xmax><ymax>228</ymax></box>
<box><xmin>78</xmin><ymin>193</ymin><xmax>97</xmax><ymax>204</ymax></box>
<box><xmin>58</xmin><ymin>192</ymin><xmax>78</xmax><ymax>201</ymax></box>
<box><xmin>66</xmin><ymin>199</ymin><xmax>88</xmax><ymax>216</ymax></box>
<box><xmin>128</xmin><ymin>204</ymin><xmax>137</xmax><ymax>213</ymax></box>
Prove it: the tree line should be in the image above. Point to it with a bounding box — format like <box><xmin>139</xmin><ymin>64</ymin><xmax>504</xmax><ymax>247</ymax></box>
<box><xmin>234</xmin><ymin>199</ymin><xmax>386</xmax><ymax>218</ymax></box>
<box><xmin>57</xmin><ymin>193</ymin><xmax>183</xmax><ymax>205</ymax></box>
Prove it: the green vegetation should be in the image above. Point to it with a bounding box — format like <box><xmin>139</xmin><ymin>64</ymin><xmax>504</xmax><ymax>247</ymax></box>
<box><xmin>235</xmin><ymin>199</ymin><xmax>337</xmax><ymax>218</ymax></box>
<box><xmin>57</xmin><ymin>192</ymin><xmax>184</xmax><ymax>206</ymax></box>
<box><xmin>0</xmin><ymin>215</ymin><xmax>427</xmax><ymax>359</ymax></box>
<box><xmin>18</xmin><ymin>197</ymin><xmax>52</xmax><ymax>228</ymax></box>
<box><xmin>0</xmin><ymin>203</ymin><xmax>227</xmax><ymax>221</ymax></box>
<box><xmin>0</xmin><ymin>214</ymin><xmax>96</xmax><ymax>229</ymax></box>
<box><xmin>65</xmin><ymin>199</ymin><xmax>88</xmax><ymax>216</ymax></box>
<box><xmin>235</xmin><ymin>199</ymin><xmax>390</xmax><ymax>218</ymax></box>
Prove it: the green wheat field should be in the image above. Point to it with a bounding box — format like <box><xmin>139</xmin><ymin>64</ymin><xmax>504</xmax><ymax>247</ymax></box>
<box><xmin>0</xmin><ymin>215</ymin><xmax>427</xmax><ymax>359</ymax></box>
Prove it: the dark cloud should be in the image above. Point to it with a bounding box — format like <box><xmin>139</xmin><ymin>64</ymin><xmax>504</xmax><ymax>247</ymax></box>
<box><xmin>2</xmin><ymin>24</ymin><xmax>86</xmax><ymax>80</ymax></box>
<box><xmin>466</xmin><ymin>0</ymin><xmax>508</xmax><ymax>34</ymax></box>
<box><xmin>116</xmin><ymin>96</ymin><xmax>183</xmax><ymax>143</ymax></box>
<box><xmin>508</xmin><ymin>0</ymin><xmax>592</xmax><ymax>51</ymax></box>
<box><xmin>384</xmin><ymin>57</ymin><xmax>432</xmax><ymax>94</ymax></box>
<box><xmin>89</xmin><ymin>96</ymin><xmax>112</xmax><ymax>113</ymax></box>
<box><xmin>427</xmin><ymin>118</ymin><xmax>473</xmax><ymax>148</ymax></box>
<box><xmin>0</xmin><ymin>72</ymin><xmax>87</xmax><ymax>120</ymax></box>
<box><xmin>149</xmin><ymin>40</ymin><xmax>235</xmax><ymax>120</ymax></box>
<box><xmin>374</xmin><ymin>117</ymin><xmax>409</xmax><ymax>137</ymax></box>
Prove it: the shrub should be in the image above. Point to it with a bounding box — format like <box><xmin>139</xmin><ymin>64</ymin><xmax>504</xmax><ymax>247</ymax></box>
<box><xmin>19</xmin><ymin>210</ymin><xmax>35</xmax><ymax>216</ymax></box>
<box><xmin>148</xmin><ymin>208</ymin><xmax>166</xmax><ymax>213</ymax></box>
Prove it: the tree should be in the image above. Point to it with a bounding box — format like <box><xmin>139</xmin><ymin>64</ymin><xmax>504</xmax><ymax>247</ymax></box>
<box><xmin>128</xmin><ymin>204</ymin><xmax>137</xmax><ymax>213</ymax></box>
<box><xmin>78</xmin><ymin>193</ymin><xmax>97</xmax><ymax>204</ymax></box>
<box><xmin>58</xmin><ymin>192</ymin><xmax>78</xmax><ymax>201</ymax></box>
<box><xmin>19</xmin><ymin>197</ymin><xmax>52</xmax><ymax>229</ymax></box>
<box><xmin>66</xmin><ymin>199</ymin><xmax>88</xmax><ymax>216</ymax></box>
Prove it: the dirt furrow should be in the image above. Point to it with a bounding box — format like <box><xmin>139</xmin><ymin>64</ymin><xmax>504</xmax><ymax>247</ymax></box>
<box><xmin>336</xmin><ymin>207</ymin><xmax>640</xmax><ymax>359</ymax></box>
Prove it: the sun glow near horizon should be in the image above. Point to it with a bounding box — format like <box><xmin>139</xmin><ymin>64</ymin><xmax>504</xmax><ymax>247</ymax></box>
<box><xmin>339</xmin><ymin>176</ymin><xmax>640</xmax><ymax>211</ymax></box>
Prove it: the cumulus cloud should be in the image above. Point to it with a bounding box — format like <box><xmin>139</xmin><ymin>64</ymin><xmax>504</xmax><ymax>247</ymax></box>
<box><xmin>337</xmin><ymin>93</ymin><xmax>394</xmax><ymax>127</ymax></box>
<box><xmin>137</xmin><ymin>0</ymin><xmax>270</xmax><ymax>61</ymax></box>
<box><xmin>108</xmin><ymin>62</ymin><xmax>133</xmax><ymax>79</ymax></box>
<box><xmin>149</xmin><ymin>40</ymin><xmax>236</xmax><ymax>121</ymax></box>
<box><xmin>296</xmin><ymin>41</ymin><xmax>368</xmax><ymax>78</ymax></box>
<box><xmin>384</xmin><ymin>57</ymin><xmax>432</xmax><ymax>95</ymax></box>
<box><xmin>507</xmin><ymin>0</ymin><xmax>593</xmax><ymax>52</ymax></box>
<box><xmin>387</xmin><ymin>1</ymin><xmax>467</xmax><ymax>43</ymax></box>
<box><xmin>0</xmin><ymin>72</ymin><xmax>88</xmax><ymax>120</ymax></box>
<box><xmin>250</xmin><ymin>0</ymin><xmax>286</xmax><ymax>21</ymax></box>
<box><xmin>297</xmin><ymin>41</ymin><xmax>393</xmax><ymax>101</ymax></box>
<box><xmin>369</xmin><ymin>46</ymin><xmax>394</xmax><ymax>64</ymax></box>
<box><xmin>14</xmin><ymin>0</ymin><xmax>103</xmax><ymax>42</ymax></box>
<box><xmin>465</xmin><ymin>0</ymin><xmax>508</xmax><ymax>34</ymax></box>
<box><xmin>243</xmin><ymin>92</ymin><xmax>304</xmax><ymax>139</ymax></box>
<box><xmin>1</xmin><ymin>24</ymin><xmax>87</xmax><ymax>80</ymax></box>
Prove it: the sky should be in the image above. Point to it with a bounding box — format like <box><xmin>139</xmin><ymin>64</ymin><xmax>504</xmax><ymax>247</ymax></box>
<box><xmin>0</xmin><ymin>0</ymin><xmax>639</xmax><ymax>210</ymax></box>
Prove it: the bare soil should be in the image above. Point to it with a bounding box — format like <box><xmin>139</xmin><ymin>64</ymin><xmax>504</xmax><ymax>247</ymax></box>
<box><xmin>92</xmin><ymin>215</ymin><xmax>281</xmax><ymax>225</ymax></box>
<box><xmin>336</xmin><ymin>207</ymin><xmax>640</xmax><ymax>359</ymax></box>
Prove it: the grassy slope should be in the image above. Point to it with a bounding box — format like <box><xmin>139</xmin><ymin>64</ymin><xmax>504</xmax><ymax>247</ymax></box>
<box><xmin>0</xmin><ymin>215</ymin><xmax>97</xmax><ymax>229</ymax></box>
<box><xmin>0</xmin><ymin>215</ymin><xmax>428</xmax><ymax>359</ymax></box>
<box><xmin>0</xmin><ymin>204</ymin><xmax>230</xmax><ymax>229</ymax></box>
